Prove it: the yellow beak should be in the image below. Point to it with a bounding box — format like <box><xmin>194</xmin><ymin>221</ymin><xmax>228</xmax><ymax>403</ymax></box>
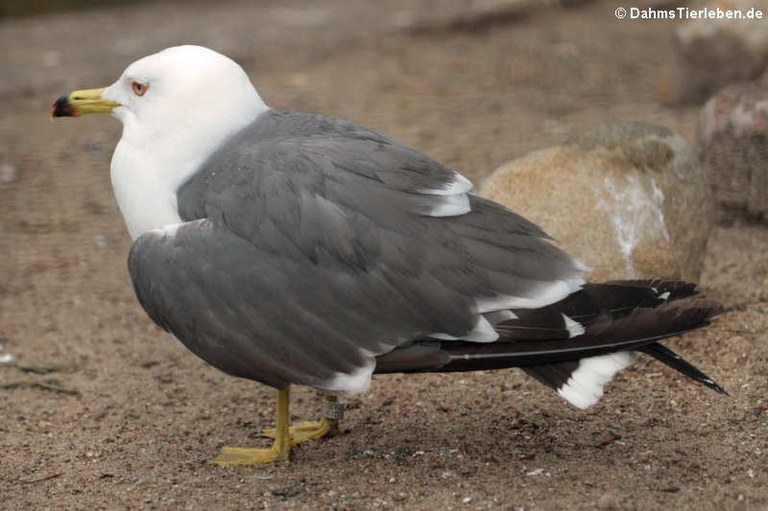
<box><xmin>50</xmin><ymin>88</ymin><xmax>121</xmax><ymax>119</ymax></box>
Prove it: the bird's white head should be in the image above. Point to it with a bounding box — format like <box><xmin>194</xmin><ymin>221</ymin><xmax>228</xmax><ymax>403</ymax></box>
<box><xmin>104</xmin><ymin>45</ymin><xmax>268</xmax><ymax>146</ymax></box>
<box><xmin>52</xmin><ymin>45</ymin><xmax>269</xmax><ymax>239</ymax></box>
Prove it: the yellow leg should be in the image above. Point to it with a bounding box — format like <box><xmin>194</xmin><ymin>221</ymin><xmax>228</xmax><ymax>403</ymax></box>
<box><xmin>212</xmin><ymin>388</ymin><xmax>292</xmax><ymax>465</ymax></box>
<box><xmin>260</xmin><ymin>395</ymin><xmax>340</xmax><ymax>444</ymax></box>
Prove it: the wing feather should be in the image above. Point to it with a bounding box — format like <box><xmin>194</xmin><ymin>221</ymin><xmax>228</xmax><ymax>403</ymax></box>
<box><xmin>133</xmin><ymin>110</ymin><xmax>585</xmax><ymax>392</ymax></box>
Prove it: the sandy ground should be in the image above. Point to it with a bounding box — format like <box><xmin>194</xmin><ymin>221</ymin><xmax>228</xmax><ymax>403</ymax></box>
<box><xmin>1</xmin><ymin>1</ymin><xmax>767</xmax><ymax>509</ymax></box>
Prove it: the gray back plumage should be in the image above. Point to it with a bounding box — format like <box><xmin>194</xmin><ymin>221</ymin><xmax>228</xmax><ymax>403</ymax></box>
<box><xmin>129</xmin><ymin>110</ymin><xmax>583</xmax><ymax>391</ymax></box>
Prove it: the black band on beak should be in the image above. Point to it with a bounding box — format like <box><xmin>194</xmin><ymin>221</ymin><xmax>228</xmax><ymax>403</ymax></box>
<box><xmin>51</xmin><ymin>96</ymin><xmax>79</xmax><ymax>118</ymax></box>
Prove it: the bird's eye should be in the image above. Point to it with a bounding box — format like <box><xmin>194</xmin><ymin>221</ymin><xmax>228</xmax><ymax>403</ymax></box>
<box><xmin>131</xmin><ymin>80</ymin><xmax>148</xmax><ymax>97</ymax></box>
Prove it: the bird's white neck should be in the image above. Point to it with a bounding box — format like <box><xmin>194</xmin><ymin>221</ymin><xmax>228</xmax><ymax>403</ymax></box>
<box><xmin>110</xmin><ymin>103</ymin><xmax>268</xmax><ymax>240</ymax></box>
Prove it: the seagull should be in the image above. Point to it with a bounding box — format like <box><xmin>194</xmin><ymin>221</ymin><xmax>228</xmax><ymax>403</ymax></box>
<box><xmin>51</xmin><ymin>45</ymin><xmax>725</xmax><ymax>465</ymax></box>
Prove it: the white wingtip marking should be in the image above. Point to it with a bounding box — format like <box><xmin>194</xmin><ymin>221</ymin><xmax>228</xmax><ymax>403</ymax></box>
<box><xmin>445</xmin><ymin>173</ymin><xmax>473</xmax><ymax>194</ymax></box>
<box><xmin>428</xmin><ymin>193</ymin><xmax>471</xmax><ymax>217</ymax></box>
<box><xmin>557</xmin><ymin>352</ymin><xmax>636</xmax><ymax>409</ymax></box>
<box><xmin>420</xmin><ymin>172</ymin><xmax>473</xmax><ymax>196</ymax></box>
<box><xmin>463</xmin><ymin>315</ymin><xmax>499</xmax><ymax>342</ymax></box>
<box><xmin>561</xmin><ymin>314</ymin><xmax>585</xmax><ymax>338</ymax></box>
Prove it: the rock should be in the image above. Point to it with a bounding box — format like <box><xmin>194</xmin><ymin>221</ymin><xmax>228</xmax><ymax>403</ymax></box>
<box><xmin>479</xmin><ymin>122</ymin><xmax>712</xmax><ymax>282</ymax></box>
<box><xmin>670</xmin><ymin>0</ymin><xmax>768</xmax><ymax>104</ymax></box>
<box><xmin>699</xmin><ymin>82</ymin><xmax>768</xmax><ymax>222</ymax></box>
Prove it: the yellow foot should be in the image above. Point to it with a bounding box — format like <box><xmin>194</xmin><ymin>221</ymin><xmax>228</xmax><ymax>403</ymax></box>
<box><xmin>210</xmin><ymin>389</ymin><xmax>340</xmax><ymax>465</ymax></box>
<box><xmin>212</xmin><ymin>445</ymin><xmax>288</xmax><ymax>466</ymax></box>
<box><xmin>260</xmin><ymin>418</ymin><xmax>333</xmax><ymax>445</ymax></box>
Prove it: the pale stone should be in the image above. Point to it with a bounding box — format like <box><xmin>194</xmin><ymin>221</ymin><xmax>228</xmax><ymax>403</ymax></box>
<box><xmin>699</xmin><ymin>82</ymin><xmax>768</xmax><ymax>223</ymax></box>
<box><xmin>479</xmin><ymin>122</ymin><xmax>712</xmax><ymax>281</ymax></box>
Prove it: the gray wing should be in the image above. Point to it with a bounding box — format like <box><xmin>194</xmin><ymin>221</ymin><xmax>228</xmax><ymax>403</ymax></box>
<box><xmin>129</xmin><ymin>110</ymin><xmax>584</xmax><ymax>393</ymax></box>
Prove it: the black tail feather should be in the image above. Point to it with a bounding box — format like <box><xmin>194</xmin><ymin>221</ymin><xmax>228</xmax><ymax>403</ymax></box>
<box><xmin>556</xmin><ymin>280</ymin><xmax>700</xmax><ymax>324</ymax></box>
<box><xmin>376</xmin><ymin>297</ymin><xmax>722</xmax><ymax>373</ymax></box>
<box><xmin>375</xmin><ymin>280</ymin><xmax>724</xmax><ymax>400</ymax></box>
<box><xmin>605</xmin><ymin>279</ymin><xmax>699</xmax><ymax>300</ymax></box>
<box><xmin>639</xmin><ymin>342</ymin><xmax>728</xmax><ymax>395</ymax></box>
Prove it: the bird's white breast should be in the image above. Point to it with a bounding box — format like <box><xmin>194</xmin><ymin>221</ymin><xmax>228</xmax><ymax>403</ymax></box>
<box><xmin>110</xmin><ymin>140</ymin><xmax>187</xmax><ymax>240</ymax></box>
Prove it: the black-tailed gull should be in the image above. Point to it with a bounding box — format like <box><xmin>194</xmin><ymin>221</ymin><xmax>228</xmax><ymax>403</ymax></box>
<box><xmin>51</xmin><ymin>45</ymin><xmax>725</xmax><ymax>465</ymax></box>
